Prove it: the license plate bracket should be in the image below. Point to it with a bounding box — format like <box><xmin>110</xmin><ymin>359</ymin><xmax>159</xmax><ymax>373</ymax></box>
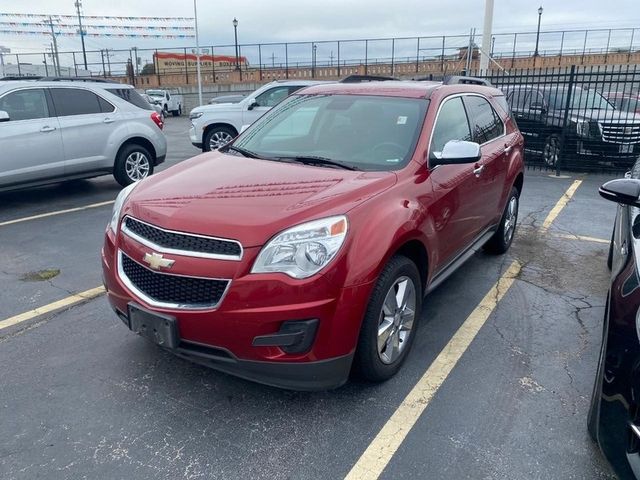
<box><xmin>128</xmin><ymin>303</ymin><xmax>178</xmax><ymax>349</ymax></box>
<box><xmin>619</xmin><ymin>144</ymin><xmax>634</xmax><ymax>154</ymax></box>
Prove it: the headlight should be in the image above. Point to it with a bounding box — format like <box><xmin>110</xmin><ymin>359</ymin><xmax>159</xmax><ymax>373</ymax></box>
<box><xmin>189</xmin><ymin>111</ymin><xmax>204</xmax><ymax>120</ymax></box>
<box><xmin>251</xmin><ymin>216</ymin><xmax>348</xmax><ymax>279</ymax></box>
<box><xmin>109</xmin><ymin>183</ymin><xmax>137</xmax><ymax>232</ymax></box>
<box><xmin>575</xmin><ymin>119</ymin><xmax>601</xmax><ymax>138</ymax></box>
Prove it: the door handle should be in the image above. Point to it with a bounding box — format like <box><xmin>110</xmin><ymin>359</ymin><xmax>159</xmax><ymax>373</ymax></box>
<box><xmin>504</xmin><ymin>145</ymin><xmax>512</xmax><ymax>154</ymax></box>
<box><xmin>473</xmin><ymin>164</ymin><xmax>485</xmax><ymax>177</ymax></box>
<box><xmin>40</xmin><ymin>126</ymin><xmax>56</xmax><ymax>132</ymax></box>
<box><xmin>103</xmin><ymin>118</ymin><xmax>115</xmax><ymax>124</ymax></box>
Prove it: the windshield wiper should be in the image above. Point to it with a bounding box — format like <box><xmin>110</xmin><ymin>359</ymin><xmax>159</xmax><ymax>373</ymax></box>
<box><xmin>224</xmin><ymin>145</ymin><xmax>261</xmax><ymax>159</ymax></box>
<box><xmin>277</xmin><ymin>155</ymin><xmax>360</xmax><ymax>171</ymax></box>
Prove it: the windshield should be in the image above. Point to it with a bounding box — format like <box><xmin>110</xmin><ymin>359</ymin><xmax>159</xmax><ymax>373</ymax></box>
<box><xmin>146</xmin><ymin>90</ymin><xmax>164</xmax><ymax>97</ymax></box>
<box><xmin>547</xmin><ymin>88</ymin><xmax>614</xmax><ymax>111</ymax></box>
<box><xmin>233</xmin><ymin>94</ymin><xmax>428</xmax><ymax>171</ymax></box>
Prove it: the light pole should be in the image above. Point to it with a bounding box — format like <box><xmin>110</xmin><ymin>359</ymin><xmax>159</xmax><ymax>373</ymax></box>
<box><xmin>534</xmin><ymin>6</ymin><xmax>543</xmax><ymax>57</ymax></box>
<box><xmin>193</xmin><ymin>0</ymin><xmax>203</xmax><ymax>106</ymax></box>
<box><xmin>233</xmin><ymin>17</ymin><xmax>240</xmax><ymax>74</ymax></box>
<box><xmin>312</xmin><ymin>44</ymin><xmax>317</xmax><ymax>78</ymax></box>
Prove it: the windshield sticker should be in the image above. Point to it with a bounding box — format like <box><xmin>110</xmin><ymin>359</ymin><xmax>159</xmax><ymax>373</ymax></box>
<box><xmin>397</xmin><ymin>116</ymin><xmax>408</xmax><ymax>125</ymax></box>
<box><xmin>385</xmin><ymin>158</ymin><xmax>401</xmax><ymax>163</ymax></box>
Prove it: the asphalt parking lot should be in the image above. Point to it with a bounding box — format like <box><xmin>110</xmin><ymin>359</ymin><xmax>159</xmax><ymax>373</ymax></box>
<box><xmin>0</xmin><ymin>116</ymin><xmax>621</xmax><ymax>479</ymax></box>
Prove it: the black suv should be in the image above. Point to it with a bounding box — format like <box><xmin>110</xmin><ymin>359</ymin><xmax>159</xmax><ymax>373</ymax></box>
<box><xmin>505</xmin><ymin>85</ymin><xmax>640</xmax><ymax>168</ymax></box>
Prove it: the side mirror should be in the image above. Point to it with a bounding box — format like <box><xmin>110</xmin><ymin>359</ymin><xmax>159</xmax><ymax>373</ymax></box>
<box><xmin>247</xmin><ymin>98</ymin><xmax>258</xmax><ymax>111</ymax></box>
<box><xmin>530</xmin><ymin>102</ymin><xmax>546</xmax><ymax>114</ymax></box>
<box><xmin>432</xmin><ymin>140</ymin><xmax>481</xmax><ymax>166</ymax></box>
<box><xmin>240</xmin><ymin>124</ymin><xmax>250</xmax><ymax>133</ymax></box>
<box><xmin>599</xmin><ymin>179</ymin><xmax>640</xmax><ymax>207</ymax></box>
<box><xmin>0</xmin><ymin>110</ymin><xmax>9</xmax><ymax>122</ymax></box>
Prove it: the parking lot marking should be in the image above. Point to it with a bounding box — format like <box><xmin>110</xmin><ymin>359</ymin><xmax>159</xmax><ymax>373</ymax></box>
<box><xmin>0</xmin><ymin>200</ymin><xmax>115</xmax><ymax>228</ymax></box>
<box><xmin>0</xmin><ymin>286</ymin><xmax>105</xmax><ymax>332</ymax></box>
<box><xmin>344</xmin><ymin>260</ymin><xmax>522</xmax><ymax>480</ymax></box>
<box><xmin>555</xmin><ymin>233</ymin><xmax>609</xmax><ymax>244</ymax></box>
<box><xmin>539</xmin><ymin>179</ymin><xmax>582</xmax><ymax>233</ymax></box>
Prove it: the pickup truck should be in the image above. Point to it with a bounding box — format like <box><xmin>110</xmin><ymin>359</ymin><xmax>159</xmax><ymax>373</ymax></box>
<box><xmin>189</xmin><ymin>80</ymin><xmax>325</xmax><ymax>151</ymax></box>
<box><xmin>145</xmin><ymin>88</ymin><xmax>183</xmax><ymax>117</ymax></box>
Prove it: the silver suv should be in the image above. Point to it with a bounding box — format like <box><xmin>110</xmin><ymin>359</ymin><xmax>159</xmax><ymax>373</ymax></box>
<box><xmin>0</xmin><ymin>78</ymin><xmax>167</xmax><ymax>191</ymax></box>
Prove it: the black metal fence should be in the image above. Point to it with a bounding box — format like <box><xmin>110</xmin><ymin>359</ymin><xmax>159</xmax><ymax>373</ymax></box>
<box><xmin>478</xmin><ymin>65</ymin><xmax>640</xmax><ymax>173</ymax></box>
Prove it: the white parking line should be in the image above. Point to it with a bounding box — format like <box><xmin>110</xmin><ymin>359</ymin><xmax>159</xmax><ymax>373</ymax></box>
<box><xmin>0</xmin><ymin>200</ymin><xmax>115</xmax><ymax>227</ymax></box>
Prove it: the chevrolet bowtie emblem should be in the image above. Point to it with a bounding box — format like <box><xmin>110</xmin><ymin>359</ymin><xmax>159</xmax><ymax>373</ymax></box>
<box><xmin>143</xmin><ymin>252</ymin><xmax>175</xmax><ymax>270</ymax></box>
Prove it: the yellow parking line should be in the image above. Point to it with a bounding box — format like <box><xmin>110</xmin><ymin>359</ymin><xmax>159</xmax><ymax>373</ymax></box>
<box><xmin>344</xmin><ymin>260</ymin><xmax>522</xmax><ymax>480</ymax></box>
<box><xmin>0</xmin><ymin>200</ymin><xmax>115</xmax><ymax>227</ymax></box>
<box><xmin>0</xmin><ymin>286</ymin><xmax>105</xmax><ymax>332</ymax></box>
<box><xmin>539</xmin><ymin>179</ymin><xmax>582</xmax><ymax>233</ymax></box>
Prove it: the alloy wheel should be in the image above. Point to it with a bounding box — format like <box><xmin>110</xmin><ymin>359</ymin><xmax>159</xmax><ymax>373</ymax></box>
<box><xmin>209</xmin><ymin>131</ymin><xmax>234</xmax><ymax>150</ymax></box>
<box><xmin>377</xmin><ymin>276</ymin><xmax>416</xmax><ymax>365</ymax></box>
<box><xmin>543</xmin><ymin>137</ymin><xmax>560</xmax><ymax>167</ymax></box>
<box><xmin>125</xmin><ymin>151</ymin><xmax>150</xmax><ymax>182</ymax></box>
<box><xmin>503</xmin><ymin>196</ymin><xmax>518</xmax><ymax>244</ymax></box>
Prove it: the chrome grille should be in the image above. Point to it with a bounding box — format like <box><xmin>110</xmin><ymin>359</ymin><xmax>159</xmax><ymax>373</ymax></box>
<box><xmin>122</xmin><ymin>216</ymin><xmax>242</xmax><ymax>260</ymax></box>
<box><xmin>601</xmin><ymin>123</ymin><xmax>640</xmax><ymax>144</ymax></box>
<box><xmin>118</xmin><ymin>251</ymin><xmax>230</xmax><ymax>310</ymax></box>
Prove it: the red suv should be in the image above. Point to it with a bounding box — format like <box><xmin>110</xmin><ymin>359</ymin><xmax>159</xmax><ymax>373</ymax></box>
<box><xmin>102</xmin><ymin>77</ymin><xmax>524</xmax><ymax>390</ymax></box>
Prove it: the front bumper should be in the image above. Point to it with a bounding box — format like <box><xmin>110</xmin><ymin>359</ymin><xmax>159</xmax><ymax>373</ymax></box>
<box><xmin>101</xmin><ymin>228</ymin><xmax>372</xmax><ymax>390</ymax></box>
<box><xmin>189</xmin><ymin>125</ymin><xmax>202</xmax><ymax>149</ymax></box>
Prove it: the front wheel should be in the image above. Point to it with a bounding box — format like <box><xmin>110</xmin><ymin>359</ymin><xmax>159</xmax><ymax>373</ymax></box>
<box><xmin>113</xmin><ymin>144</ymin><xmax>154</xmax><ymax>187</ymax></box>
<box><xmin>485</xmin><ymin>187</ymin><xmax>519</xmax><ymax>254</ymax></box>
<box><xmin>543</xmin><ymin>134</ymin><xmax>561</xmax><ymax>168</ymax></box>
<box><xmin>204</xmin><ymin>126</ymin><xmax>237</xmax><ymax>152</ymax></box>
<box><xmin>354</xmin><ymin>255</ymin><xmax>422</xmax><ymax>382</ymax></box>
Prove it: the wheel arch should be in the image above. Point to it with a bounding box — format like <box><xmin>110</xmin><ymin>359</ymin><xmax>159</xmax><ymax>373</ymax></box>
<box><xmin>202</xmin><ymin>122</ymin><xmax>239</xmax><ymax>145</ymax></box>
<box><xmin>394</xmin><ymin>239</ymin><xmax>429</xmax><ymax>293</ymax></box>
<box><xmin>115</xmin><ymin>137</ymin><xmax>157</xmax><ymax>169</ymax></box>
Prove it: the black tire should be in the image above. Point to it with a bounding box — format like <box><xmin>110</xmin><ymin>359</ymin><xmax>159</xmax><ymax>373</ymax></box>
<box><xmin>163</xmin><ymin>105</ymin><xmax>169</xmax><ymax>116</ymax></box>
<box><xmin>607</xmin><ymin>227</ymin><xmax>614</xmax><ymax>271</ymax></box>
<box><xmin>354</xmin><ymin>255</ymin><xmax>422</xmax><ymax>382</ymax></box>
<box><xmin>203</xmin><ymin>126</ymin><xmax>237</xmax><ymax>152</ymax></box>
<box><xmin>172</xmin><ymin>105</ymin><xmax>182</xmax><ymax>117</ymax></box>
<box><xmin>543</xmin><ymin>134</ymin><xmax>561</xmax><ymax>168</ymax></box>
<box><xmin>587</xmin><ymin>294</ymin><xmax>609</xmax><ymax>442</ymax></box>
<box><xmin>113</xmin><ymin>143</ymin><xmax>154</xmax><ymax>187</ymax></box>
<box><xmin>485</xmin><ymin>187</ymin><xmax>519</xmax><ymax>254</ymax></box>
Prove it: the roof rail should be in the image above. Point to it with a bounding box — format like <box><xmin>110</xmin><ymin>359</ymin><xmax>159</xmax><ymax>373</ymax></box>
<box><xmin>443</xmin><ymin>75</ymin><xmax>492</xmax><ymax>86</ymax></box>
<box><xmin>340</xmin><ymin>74</ymin><xmax>398</xmax><ymax>83</ymax></box>
<box><xmin>37</xmin><ymin>76</ymin><xmax>111</xmax><ymax>83</ymax></box>
<box><xmin>0</xmin><ymin>76</ymin><xmax>44</xmax><ymax>81</ymax></box>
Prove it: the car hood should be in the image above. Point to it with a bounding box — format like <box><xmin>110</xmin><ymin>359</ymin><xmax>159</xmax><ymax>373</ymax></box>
<box><xmin>190</xmin><ymin>103</ymin><xmax>244</xmax><ymax>115</ymax></box>
<box><xmin>569</xmin><ymin>109</ymin><xmax>640</xmax><ymax>123</ymax></box>
<box><xmin>123</xmin><ymin>152</ymin><xmax>397</xmax><ymax>247</ymax></box>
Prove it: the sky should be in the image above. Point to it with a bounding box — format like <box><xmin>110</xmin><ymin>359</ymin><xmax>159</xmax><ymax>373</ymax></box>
<box><xmin>0</xmin><ymin>0</ymin><xmax>638</xmax><ymax>71</ymax></box>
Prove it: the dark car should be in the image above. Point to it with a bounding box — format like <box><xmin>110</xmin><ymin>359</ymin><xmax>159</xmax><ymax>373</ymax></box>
<box><xmin>505</xmin><ymin>85</ymin><xmax>640</xmax><ymax>168</ymax></box>
<box><xmin>589</xmin><ymin>168</ymin><xmax>640</xmax><ymax>479</ymax></box>
<box><xmin>604</xmin><ymin>92</ymin><xmax>640</xmax><ymax>115</ymax></box>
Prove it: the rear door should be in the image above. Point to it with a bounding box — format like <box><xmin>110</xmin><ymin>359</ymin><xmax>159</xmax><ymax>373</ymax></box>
<box><xmin>427</xmin><ymin>95</ymin><xmax>482</xmax><ymax>267</ymax></box>
<box><xmin>50</xmin><ymin>87</ymin><xmax>117</xmax><ymax>175</ymax></box>
<box><xmin>462</xmin><ymin>94</ymin><xmax>508</xmax><ymax>226</ymax></box>
<box><xmin>0</xmin><ymin>87</ymin><xmax>64</xmax><ymax>187</ymax></box>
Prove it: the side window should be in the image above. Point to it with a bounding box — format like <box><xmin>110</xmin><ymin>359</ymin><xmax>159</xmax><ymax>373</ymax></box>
<box><xmin>0</xmin><ymin>89</ymin><xmax>49</xmax><ymax>121</ymax></box>
<box><xmin>463</xmin><ymin>95</ymin><xmax>504</xmax><ymax>144</ymax></box>
<box><xmin>97</xmin><ymin>96</ymin><xmax>115</xmax><ymax>113</ymax></box>
<box><xmin>525</xmin><ymin>90</ymin><xmax>545</xmax><ymax>109</ymax></box>
<box><xmin>50</xmin><ymin>88</ymin><xmax>104</xmax><ymax>116</ymax></box>
<box><xmin>255</xmin><ymin>87</ymin><xmax>291</xmax><ymax>108</ymax></box>
<box><xmin>508</xmin><ymin>89</ymin><xmax>528</xmax><ymax>110</ymax></box>
<box><xmin>430</xmin><ymin>97</ymin><xmax>472</xmax><ymax>154</ymax></box>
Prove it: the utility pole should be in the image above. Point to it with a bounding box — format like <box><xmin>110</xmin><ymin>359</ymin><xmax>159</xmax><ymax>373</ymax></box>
<box><xmin>479</xmin><ymin>0</ymin><xmax>494</xmax><ymax>73</ymax></box>
<box><xmin>271</xmin><ymin>52</ymin><xmax>275</xmax><ymax>67</ymax></box>
<box><xmin>0</xmin><ymin>46</ymin><xmax>9</xmax><ymax>68</ymax></box>
<box><xmin>75</xmin><ymin>0</ymin><xmax>88</xmax><ymax>69</ymax></box>
<box><xmin>46</xmin><ymin>16</ymin><xmax>61</xmax><ymax>76</ymax></box>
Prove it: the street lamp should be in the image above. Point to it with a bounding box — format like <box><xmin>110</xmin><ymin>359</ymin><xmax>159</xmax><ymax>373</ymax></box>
<box><xmin>233</xmin><ymin>17</ymin><xmax>241</xmax><ymax>79</ymax></box>
<box><xmin>312</xmin><ymin>44</ymin><xmax>317</xmax><ymax>78</ymax></box>
<box><xmin>534</xmin><ymin>6</ymin><xmax>543</xmax><ymax>57</ymax></box>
